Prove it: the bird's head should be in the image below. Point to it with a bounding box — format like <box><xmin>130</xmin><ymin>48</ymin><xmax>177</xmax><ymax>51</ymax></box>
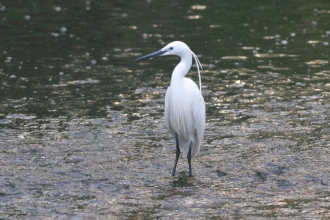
<box><xmin>134</xmin><ymin>41</ymin><xmax>203</xmax><ymax>91</ymax></box>
<box><xmin>134</xmin><ymin>41</ymin><xmax>190</xmax><ymax>62</ymax></box>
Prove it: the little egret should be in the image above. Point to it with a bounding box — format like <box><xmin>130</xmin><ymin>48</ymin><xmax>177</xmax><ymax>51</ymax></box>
<box><xmin>135</xmin><ymin>41</ymin><xmax>205</xmax><ymax>177</ymax></box>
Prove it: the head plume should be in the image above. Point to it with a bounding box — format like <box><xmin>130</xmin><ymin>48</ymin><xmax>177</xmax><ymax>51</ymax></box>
<box><xmin>190</xmin><ymin>49</ymin><xmax>203</xmax><ymax>92</ymax></box>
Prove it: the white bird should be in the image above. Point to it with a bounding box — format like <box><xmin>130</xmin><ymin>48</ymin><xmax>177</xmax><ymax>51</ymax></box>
<box><xmin>135</xmin><ymin>41</ymin><xmax>205</xmax><ymax>177</ymax></box>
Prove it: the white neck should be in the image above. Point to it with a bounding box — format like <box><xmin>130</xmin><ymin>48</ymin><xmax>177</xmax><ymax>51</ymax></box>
<box><xmin>170</xmin><ymin>53</ymin><xmax>192</xmax><ymax>87</ymax></box>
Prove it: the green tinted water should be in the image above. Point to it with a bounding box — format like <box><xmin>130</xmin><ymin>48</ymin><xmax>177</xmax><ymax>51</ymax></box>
<box><xmin>0</xmin><ymin>0</ymin><xmax>329</xmax><ymax>219</ymax></box>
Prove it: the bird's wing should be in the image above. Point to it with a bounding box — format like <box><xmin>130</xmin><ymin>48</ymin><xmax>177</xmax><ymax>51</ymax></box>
<box><xmin>193</xmin><ymin>91</ymin><xmax>206</xmax><ymax>144</ymax></box>
<box><xmin>180</xmin><ymin>78</ymin><xmax>205</xmax><ymax>158</ymax></box>
<box><xmin>181</xmin><ymin>78</ymin><xmax>205</xmax><ymax>143</ymax></box>
<box><xmin>185</xmin><ymin>79</ymin><xmax>205</xmax><ymax>142</ymax></box>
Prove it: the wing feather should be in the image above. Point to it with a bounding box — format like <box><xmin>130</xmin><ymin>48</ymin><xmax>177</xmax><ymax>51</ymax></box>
<box><xmin>164</xmin><ymin>78</ymin><xmax>205</xmax><ymax>158</ymax></box>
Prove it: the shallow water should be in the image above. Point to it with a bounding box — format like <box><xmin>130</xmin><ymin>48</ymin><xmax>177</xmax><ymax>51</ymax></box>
<box><xmin>1</xmin><ymin>0</ymin><xmax>330</xmax><ymax>219</ymax></box>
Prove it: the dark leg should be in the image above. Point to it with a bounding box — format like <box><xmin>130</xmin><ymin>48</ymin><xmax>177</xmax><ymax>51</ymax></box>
<box><xmin>172</xmin><ymin>133</ymin><xmax>180</xmax><ymax>176</ymax></box>
<box><xmin>188</xmin><ymin>141</ymin><xmax>192</xmax><ymax>177</ymax></box>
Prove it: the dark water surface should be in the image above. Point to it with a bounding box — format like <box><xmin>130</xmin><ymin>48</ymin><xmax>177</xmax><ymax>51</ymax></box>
<box><xmin>1</xmin><ymin>0</ymin><xmax>330</xmax><ymax>219</ymax></box>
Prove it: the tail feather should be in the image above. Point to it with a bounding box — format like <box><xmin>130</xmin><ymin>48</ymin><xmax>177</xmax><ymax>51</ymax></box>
<box><xmin>180</xmin><ymin>139</ymin><xmax>201</xmax><ymax>159</ymax></box>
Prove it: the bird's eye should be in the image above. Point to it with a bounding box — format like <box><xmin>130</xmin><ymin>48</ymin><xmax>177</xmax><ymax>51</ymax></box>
<box><xmin>170</xmin><ymin>47</ymin><xmax>173</xmax><ymax>50</ymax></box>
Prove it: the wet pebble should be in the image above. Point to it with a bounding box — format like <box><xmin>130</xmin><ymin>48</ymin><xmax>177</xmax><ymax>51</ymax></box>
<box><xmin>53</xmin><ymin>6</ymin><xmax>61</xmax><ymax>12</ymax></box>
<box><xmin>296</xmin><ymin>82</ymin><xmax>305</xmax><ymax>86</ymax></box>
<box><xmin>51</xmin><ymin>33</ymin><xmax>60</xmax><ymax>37</ymax></box>
<box><xmin>0</xmin><ymin>119</ymin><xmax>10</xmax><ymax>125</ymax></box>
<box><xmin>60</xmin><ymin>27</ymin><xmax>67</xmax><ymax>33</ymax></box>
<box><xmin>216</xmin><ymin>170</ymin><xmax>227</xmax><ymax>177</ymax></box>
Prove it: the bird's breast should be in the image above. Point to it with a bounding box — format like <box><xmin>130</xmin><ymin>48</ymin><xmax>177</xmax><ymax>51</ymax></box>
<box><xmin>167</xmin><ymin>88</ymin><xmax>195</xmax><ymax>138</ymax></box>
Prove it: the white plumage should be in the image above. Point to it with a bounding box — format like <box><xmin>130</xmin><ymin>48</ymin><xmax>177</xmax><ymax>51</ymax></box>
<box><xmin>135</xmin><ymin>41</ymin><xmax>205</xmax><ymax>177</ymax></box>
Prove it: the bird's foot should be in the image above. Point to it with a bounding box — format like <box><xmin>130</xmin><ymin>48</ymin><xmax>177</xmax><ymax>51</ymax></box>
<box><xmin>172</xmin><ymin>168</ymin><xmax>176</xmax><ymax>176</ymax></box>
<box><xmin>189</xmin><ymin>169</ymin><xmax>193</xmax><ymax>177</ymax></box>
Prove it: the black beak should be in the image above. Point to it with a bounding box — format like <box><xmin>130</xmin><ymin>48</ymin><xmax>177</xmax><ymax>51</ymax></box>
<box><xmin>134</xmin><ymin>50</ymin><xmax>166</xmax><ymax>62</ymax></box>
